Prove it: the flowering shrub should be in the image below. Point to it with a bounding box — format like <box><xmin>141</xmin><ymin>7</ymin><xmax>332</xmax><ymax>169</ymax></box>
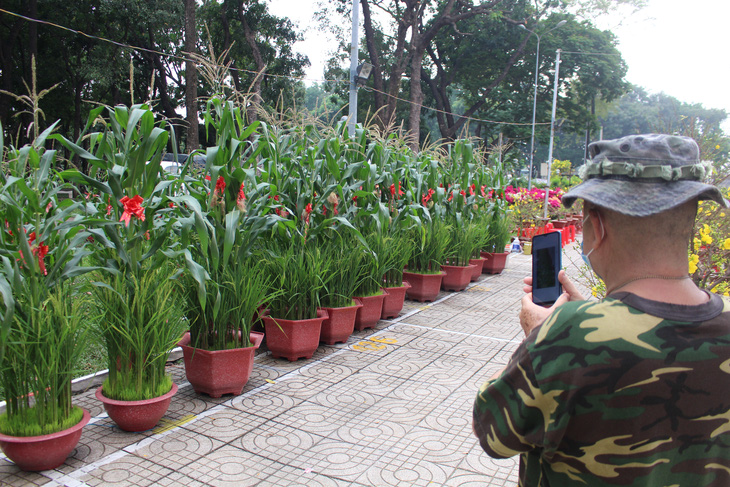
<box><xmin>505</xmin><ymin>185</ymin><xmax>566</xmax><ymax>226</ymax></box>
<box><xmin>689</xmin><ymin>190</ymin><xmax>730</xmax><ymax>296</ymax></box>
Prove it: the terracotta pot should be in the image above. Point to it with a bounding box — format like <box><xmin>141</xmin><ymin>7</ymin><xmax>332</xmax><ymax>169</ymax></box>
<box><xmin>180</xmin><ymin>331</ymin><xmax>264</xmax><ymax>398</ymax></box>
<box><xmin>262</xmin><ymin>309</ymin><xmax>328</xmax><ymax>361</ymax></box>
<box><xmin>353</xmin><ymin>291</ymin><xmax>387</xmax><ymax>331</ymax></box>
<box><xmin>552</xmin><ymin>220</ymin><xmax>567</xmax><ymax>229</ymax></box>
<box><xmin>320</xmin><ymin>300</ymin><xmax>362</xmax><ymax>345</ymax></box>
<box><xmin>96</xmin><ymin>383</ymin><xmax>178</xmax><ymax>432</ymax></box>
<box><xmin>441</xmin><ymin>264</ymin><xmax>476</xmax><ymax>292</ymax></box>
<box><xmin>469</xmin><ymin>258</ymin><xmax>485</xmax><ymax>282</ymax></box>
<box><xmin>481</xmin><ymin>252</ymin><xmax>509</xmax><ymax>275</ymax></box>
<box><xmin>402</xmin><ymin>271</ymin><xmax>446</xmax><ymax>302</ymax></box>
<box><xmin>381</xmin><ymin>281</ymin><xmax>411</xmax><ymax>319</ymax></box>
<box><xmin>0</xmin><ymin>409</ymin><xmax>90</xmax><ymax>471</ymax></box>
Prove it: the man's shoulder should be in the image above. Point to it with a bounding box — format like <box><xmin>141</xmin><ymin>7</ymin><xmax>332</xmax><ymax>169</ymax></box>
<box><xmin>531</xmin><ymin>298</ymin><xmax>627</xmax><ymax>343</ymax></box>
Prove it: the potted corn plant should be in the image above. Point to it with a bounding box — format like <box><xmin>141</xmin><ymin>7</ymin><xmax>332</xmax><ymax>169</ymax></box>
<box><xmin>0</xmin><ymin>124</ymin><xmax>93</xmax><ymax>471</ymax></box>
<box><xmin>319</xmin><ymin>234</ymin><xmax>364</xmax><ymax>345</ymax></box>
<box><xmin>442</xmin><ymin>219</ymin><xmax>481</xmax><ymax>292</ymax></box>
<box><xmin>403</xmin><ymin>219</ymin><xmax>451</xmax><ymax>302</ymax></box>
<box><xmin>380</xmin><ymin>232</ymin><xmax>414</xmax><ymax>319</ymax></box>
<box><xmin>172</xmin><ymin>98</ymin><xmax>277</xmax><ymax>397</ymax></box>
<box><xmin>59</xmin><ymin>104</ymin><xmax>185</xmax><ymax>432</ymax></box>
<box><xmin>481</xmin><ymin>206</ymin><xmax>513</xmax><ymax>275</ymax></box>
<box><xmin>261</xmin><ymin>240</ymin><xmax>328</xmax><ymax>361</ymax></box>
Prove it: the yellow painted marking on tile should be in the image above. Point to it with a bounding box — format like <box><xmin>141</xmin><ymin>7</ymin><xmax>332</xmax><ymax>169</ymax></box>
<box><xmin>468</xmin><ymin>286</ymin><xmax>490</xmax><ymax>292</ymax></box>
<box><xmin>152</xmin><ymin>414</ymin><xmax>196</xmax><ymax>434</ymax></box>
<box><xmin>369</xmin><ymin>337</ymin><xmax>397</xmax><ymax>344</ymax></box>
<box><xmin>265</xmin><ymin>379</ymin><xmax>276</xmax><ymax>384</ymax></box>
<box><xmin>352</xmin><ymin>341</ymin><xmax>386</xmax><ymax>352</ymax></box>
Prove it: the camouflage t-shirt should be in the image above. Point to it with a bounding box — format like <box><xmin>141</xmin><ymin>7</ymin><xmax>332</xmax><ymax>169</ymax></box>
<box><xmin>473</xmin><ymin>292</ymin><xmax>730</xmax><ymax>487</ymax></box>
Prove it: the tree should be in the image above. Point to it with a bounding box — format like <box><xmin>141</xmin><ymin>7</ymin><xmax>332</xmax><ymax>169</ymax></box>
<box><xmin>185</xmin><ymin>0</ymin><xmax>199</xmax><ymax>151</ymax></box>
<box><xmin>198</xmin><ymin>0</ymin><xmax>309</xmax><ymax>123</ymax></box>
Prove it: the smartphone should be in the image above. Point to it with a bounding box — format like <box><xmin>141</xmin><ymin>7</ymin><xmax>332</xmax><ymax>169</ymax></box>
<box><xmin>532</xmin><ymin>232</ymin><xmax>562</xmax><ymax>307</ymax></box>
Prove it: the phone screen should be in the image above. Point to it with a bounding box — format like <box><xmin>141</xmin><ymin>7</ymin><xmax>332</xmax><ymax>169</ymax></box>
<box><xmin>532</xmin><ymin>232</ymin><xmax>562</xmax><ymax>306</ymax></box>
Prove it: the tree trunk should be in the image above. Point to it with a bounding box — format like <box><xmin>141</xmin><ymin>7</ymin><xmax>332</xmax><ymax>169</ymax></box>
<box><xmin>238</xmin><ymin>2</ymin><xmax>266</xmax><ymax>125</ymax></box>
<box><xmin>220</xmin><ymin>4</ymin><xmax>241</xmax><ymax>92</ymax></box>
<box><xmin>407</xmin><ymin>50</ymin><xmax>425</xmax><ymax>151</ymax></box>
<box><xmin>184</xmin><ymin>0</ymin><xmax>199</xmax><ymax>152</ymax></box>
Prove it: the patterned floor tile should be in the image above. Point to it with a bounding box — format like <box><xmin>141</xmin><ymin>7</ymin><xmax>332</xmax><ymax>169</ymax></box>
<box><xmin>309</xmin><ymin>382</ymin><xmax>380</xmax><ymax>411</ymax></box>
<box><xmin>297</xmin><ymin>361</ymin><xmax>357</xmax><ymax>382</ymax></box>
<box><xmin>458</xmin><ymin>447</ymin><xmax>520</xmax><ymax>482</ymax></box>
<box><xmin>236</xmin><ymin>420</ymin><xmax>325</xmax><ymax>465</ymax></box>
<box><xmin>229</xmin><ymin>387</ymin><xmax>305</xmax><ymax>420</ymax></box>
<box><xmin>130</xmin><ymin>426</ymin><xmax>225</xmax><ymax>471</ymax></box>
<box><xmin>0</xmin><ymin>461</ymin><xmax>52</xmax><ymax>486</ymax></box>
<box><xmin>274</xmin><ymin>400</ymin><xmax>362</xmax><ymax>437</ymax></box>
<box><xmin>419</xmin><ymin>388</ymin><xmax>477</xmax><ymax>436</ymax></box>
<box><xmin>324</xmin><ymin>370</ymin><xmax>407</xmax><ymax>397</ymax></box>
<box><xmin>180</xmin><ymin>408</ymin><xmax>267</xmax><ymax>442</ymax></box>
<box><xmin>362</xmin><ymin>347</ymin><xmax>441</xmax><ymax>379</ymax></box>
<box><xmin>56</xmin><ymin>420</ymin><xmax>152</xmax><ymax>471</ymax></box>
<box><xmin>445</xmin><ymin>467</ymin><xmax>512</xmax><ymax>486</ymax></box>
<box><xmin>77</xmin><ymin>454</ymin><xmax>174</xmax><ymax>486</ymax></box>
<box><xmin>177</xmin><ymin>445</ymin><xmax>281</xmax><ymax>486</ymax></box>
<box><xmin>300</xmin><ymin>438</ymin><xmax>383</xmax><ymax>482</ymax></box>
<box><xmin>357</xmin><ymin>456</ymin><xmax>453</xmax><ymax>486</ymax></box>
<box><xmin>261</xmin><ymin>373</ymin><xmax>342</xmax><ymax>401</ymax></box>
<box><xmin>361</xmin><ymin>397</ymin><xmax>438</xmax><ymax>426</ymax></box>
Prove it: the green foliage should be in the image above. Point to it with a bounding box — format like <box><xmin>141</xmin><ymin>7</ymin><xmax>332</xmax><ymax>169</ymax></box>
<box><xmin>264</xmin><ymin>242</ymin><xmax>327</xmax><ymax>321</ymax></box>
<box><xmin>408</xmin><ymin>219</ymin><xmax>451</xmax><ymax>273</ymax></box>
<box><xmin>0</xmin><ymin>124</ymin><xmax>94</xmax><ymax>434</ymax></box>
<box><xmin>320</xmin><ymin>233</ymin><xmax>366</xmax><ymax>308</ymax></box>
<box><xmin>0</xmin><ymin>406</ymin><xmax>84</xmax><ymax>438</ymax></box>
<box><xmin>94</xmin><ymin>264</ymin><xmax>184</xmax><ymax>401</ymax></box>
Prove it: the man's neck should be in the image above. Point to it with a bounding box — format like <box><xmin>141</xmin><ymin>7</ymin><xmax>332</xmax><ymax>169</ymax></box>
<box><xmin>607</xmin><ymin>277</ymin><xmax>709</xmax><ymax>305</ymax></box>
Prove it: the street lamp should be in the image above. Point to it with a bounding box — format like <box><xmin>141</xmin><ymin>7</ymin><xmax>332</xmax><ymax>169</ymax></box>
<box><xmin>519</xmin><ymin>19</ymin><xmax>567</xmax><ymax>190</ymax></box>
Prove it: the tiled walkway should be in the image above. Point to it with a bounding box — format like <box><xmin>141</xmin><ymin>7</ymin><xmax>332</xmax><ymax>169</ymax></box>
<box><xmin>0</xmin><ymin>244</ymin><xmax>587</xmax><ymax>486</ymax></box>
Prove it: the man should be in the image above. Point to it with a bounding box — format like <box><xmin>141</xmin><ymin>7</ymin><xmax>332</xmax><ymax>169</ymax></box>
<box><xmin>473</xmin><ymin>134</ymin><xmax>730</xmax><ymax>486</ymax></box>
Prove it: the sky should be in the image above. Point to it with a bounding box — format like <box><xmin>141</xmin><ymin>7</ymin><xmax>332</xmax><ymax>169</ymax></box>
<box><xmin>268</xmin><ymin>0</ymin><xmax>730</xmax><ymax>132</ymax></box>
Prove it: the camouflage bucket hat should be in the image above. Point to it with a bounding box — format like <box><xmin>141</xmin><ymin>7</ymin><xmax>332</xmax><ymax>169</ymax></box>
<box><xmin>562</xmin><ymin>134</ymin><xmax>728</xmax><ymax>217</ymax></box>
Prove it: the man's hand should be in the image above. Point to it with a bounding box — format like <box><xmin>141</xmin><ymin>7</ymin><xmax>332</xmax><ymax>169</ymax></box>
<box><xmin>519</xmin><ymin>270</ymin><xmax>584</xmax><ymax>337</ymax></box>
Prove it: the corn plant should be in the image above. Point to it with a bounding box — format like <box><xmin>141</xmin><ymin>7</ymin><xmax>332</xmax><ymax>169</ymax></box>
<box><xmin>0</xmin><ymin>123</ymin><xmax>93</xmax><ymax>435</ymax></box>
<box><xmin>57</xmin><ymin>104</ymin><xmax>184</xmax><ymax>400</ymax></box>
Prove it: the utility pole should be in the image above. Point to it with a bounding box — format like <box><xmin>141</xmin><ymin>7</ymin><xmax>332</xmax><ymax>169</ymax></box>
<box><xmin>347</xmin><ymin>0</ymin><xmax>361</xmax><ymax>137</ymax></box>
<box><xmin>543</xmin><ymin>49</ymin><xmax>561</xmax><ymax>219</ymax></box>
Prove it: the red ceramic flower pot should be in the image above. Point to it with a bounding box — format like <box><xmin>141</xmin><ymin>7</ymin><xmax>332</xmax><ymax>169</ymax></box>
<box><xmin>441</xmin><ymin>264</ymin><xmax>476</xmax><ymax>292</ymax></box>
<box><xmin>96</xmin><ymin>383</ymin><xmax>178</xmax><ymax>432</ymax></box>
<box><xmin>381</xmin><ymin>281</ymin><xmax>411</xmax><ymax>319</ymax></box>
<box><xmin>180</xmin><ymin>331</ymin><xmax>264</xmax><ymax>398</ymax></box>
<box><xmin>320</xmin><ymin>300</ymin><xmax>362</xmax><ymax>345</ymax></box>
<box><xmin>262</xmin><ymin>309</ymin><xmax>328</xmax><ymax>361</ymax></box>
<box><xmin>469</xmin><ymin>258</ymin><xmax>485</xmax><ymax>281</ymax></box>
<box><xmin>353</xmin><ymin>291</ymin><xmax>387</xmax><ymax>331</ymax></box>
<box><xmin>480</xmin><ymin>252</ymin><xmax>509</xmax><ymax>275</ymax></box>
<box><xmin>402</xmin><ymin>271</ymin><xmax>446</xmax><ymax>302</ymax></box>
<box><xmin>0</xmin><ymin>409</ymin><xmax>90</xmax><ymax>471</ymax></box>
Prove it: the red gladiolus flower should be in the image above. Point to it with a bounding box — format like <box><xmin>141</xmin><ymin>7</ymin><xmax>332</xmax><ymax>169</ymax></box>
<box><xmin>46</xmin><ymin>201</ymin><xmax>53</xmax><ymax>213</ymax></box>
<box><xmin>32</xmin><ymin>242</ymin><xmax>49</xmax><ymax>276</ymax></box>
<box><xmin>215</xmin><ymin>176</ymin><xmax>226</xmax><ymax>194</ymax></box>
<box><xmin>390</xmin><ymin>184</ymin><xmax>396</xmax><ymax>197</ymax></box>
<box><xmin>205</xmin><ymin>175</ymin><xmax>211</xmax><ymax>181</ymax></box>
<box><xmin>237</xmin><ymin>183</ymin><xmax>246</xmax><ymax>212</ymax></box>
<box><xmin>119</xmin><ymin>195</ymin><xmax>145</xmax><ymax>227</ymax></box>
<box><xmin>304</xmin><ymin>203</ymin><xmax>313</xmax><ymax>225</ymax></box>
<box><xmin>28</xmin><ymin>231</ymin><xmax>36</xmax><ymax>244</ymax></box>
<box><xmin>469</xmin><ymin>184</ymin><xmax>476</xmax><ymax>196</ymax></box>
<box><xmin>448</xmin><ymin>192</ymin><xmax>454</xmax><ymax>202</ymax></box>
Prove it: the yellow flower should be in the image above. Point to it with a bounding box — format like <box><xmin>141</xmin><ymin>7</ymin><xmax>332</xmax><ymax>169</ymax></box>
<box><xmin>721</xmin><ymin>213</ymin><xmax>726</xmax><ymax>218</ymax></box>
<box><xmin>716</xmin><ymin>144</ymin><xmax>721</xmax><ymax>150</ymax></box>
<box><xmin>694</xmin><ymin>238</ymin><xmax>702</xmax><ymax>248</ymax></box>
<box><xmin>688</xmin><ymin>254</ymin><xmax>700</xmax><ymax>274</ymax></box>
<box><xmin>724</xmin><ymin>238</ymin><xmax>730</xmax><ymax>250</ymax></box>
<box><xmin>702</xmin><ymin>234</ymin><xmax>713</xmax><ymax>245</ymax></box>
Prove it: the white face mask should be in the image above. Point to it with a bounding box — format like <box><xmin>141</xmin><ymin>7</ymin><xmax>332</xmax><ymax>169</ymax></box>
<box><xmin>581</xmin><ymin>213</ymin><xmax>604</xmax><ymax>275</ymax></box>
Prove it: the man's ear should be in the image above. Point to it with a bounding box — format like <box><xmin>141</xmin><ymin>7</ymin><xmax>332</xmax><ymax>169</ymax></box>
<box><xmin>589</xmin><ymin>208</ymin><xmax>606</xmax><ymax>247</ymax></box>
